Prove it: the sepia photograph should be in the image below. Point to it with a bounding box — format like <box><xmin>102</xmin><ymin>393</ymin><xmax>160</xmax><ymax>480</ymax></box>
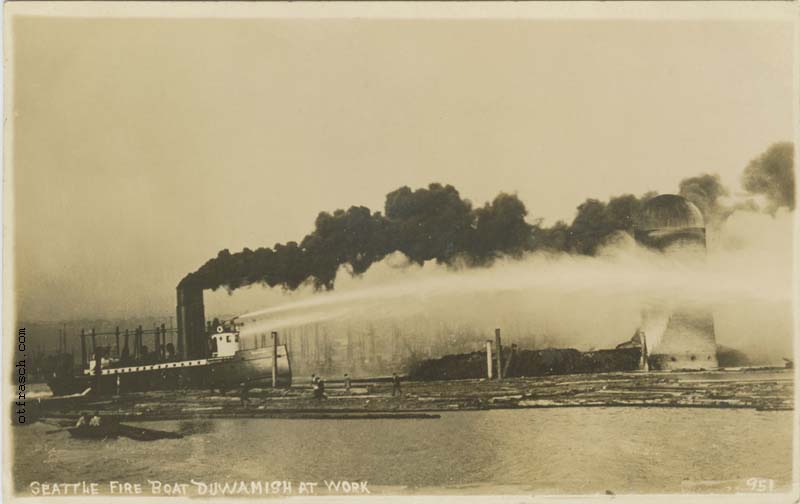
<box><xmin>2</xmin><ymin>2</ymin><xmax>798</xmax><ymax>501</ymax></box>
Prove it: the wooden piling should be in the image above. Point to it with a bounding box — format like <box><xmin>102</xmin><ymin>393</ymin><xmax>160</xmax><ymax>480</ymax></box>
<box><xmin>115</xmin><ymin>326</ymin><xmax>120</xmax><ymax>357</ymax></box>
<box><xmin>495</xmin><ymin>328</ymin><xmax>503</xmax><ymax>380</ymax></box>
<box><xmin>80</xmin><ymin>329</ymin><xmax>87</xmax><ymax>367</ymax></box>
<box><xmin>123</xmin><ymin>329</ymin><xmax>130</xmax><ymax>358</ymax></box>
<box><xmin>641</xmin><ymin>331</ymin><xmax>649</xmax><ymax>372</ymax></box>
<box><xmin>90</xmin><ymin>328</ymin><xmax>97</xmax><ymax>360</ymax></box>
<box><xmin>486</xmin><ymin>340</ymin><xmax>493</xmax><ymax>379</ymax></box>
<box><xmin>161</xmin><ymin>324</ymin><xmax>167</xmax><ymax>358</ymax></box>
<box><xmin>153</xmin><ymin>324</ymin><xmax>160</xmax><ymax>360</ymax></box>
<box><xmin>271</xmin><ymin>331</ymin><xmax>278</xmax><ymax>387</ymax></box>
<box><xmin>94</xmin><ymin>350</ymin><xmax>102</xmax><ymax>394</ymax></box>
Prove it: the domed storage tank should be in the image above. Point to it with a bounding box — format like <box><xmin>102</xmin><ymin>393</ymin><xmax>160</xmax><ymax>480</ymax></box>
<box><xmin>635</xmin><ymin>194</ymin><xmax>718</xmax><ymax>371</ymax></box>
<box><xmin>635</xmin><ymin>194</ymin><xmax>706</xmax><ymax>250</ymax></box>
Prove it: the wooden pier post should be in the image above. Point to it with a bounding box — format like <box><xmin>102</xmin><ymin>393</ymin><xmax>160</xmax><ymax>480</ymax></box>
<box><xmin>80</xmin><ymin>329</ymin><xmax>87</xmax><ymax>367</ymax></box>
<box><xmin>115</xmin><ymin>326</ymin><xmax>120</xmax><ymax>357</ymax></box>
<box><xmin>153</xmin><ymin>324</ymin><xmax>160</xmax><ymax>360</ymax></box>
<box><xmin>161</xmin><ymin>324</ymin><xmax>167</xmax><ymax>358</ymax></box>
<box><xmin>136</xmin><ymin>325</ymin><xmax>143</xmax><ymax>358</ymax></box>
<box><xmin>123</xmin><ymin>329</ymin><xmax>130</xmax><ymax>358</ymax></box>
<box><xmin>494</xmin><ymin>328</ymin><xmax>503</xmax><ymax>380</ymax></box>
<box><xmin>94</xmin><ymin>350</ymin><xmax>102</xmax><ymax>394</ymax></box>
<box><xmin>486</xmin><ymin>340</ymin><xmax>493</xmax><ymax>379</ymax></box>
<box><xmin>640</xmin><ymin>330</ymin><xmax>649</xmax><ymax>372</ymax></box>
<box><xmin>90</xmin><ymin>328</ymin><xmax>97</xmax><ymax>360</ymax></box>
<box><xmin>271</xmin><ymin>331</ymin><xmax>278</xmax><ymax>387</ymax></box>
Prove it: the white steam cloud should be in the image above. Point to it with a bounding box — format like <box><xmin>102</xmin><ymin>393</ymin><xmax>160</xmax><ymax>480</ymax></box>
<box><xmin>208</xmin><ymin>208</ymin><xmax>793</xmax><ymax>364</ymax></box>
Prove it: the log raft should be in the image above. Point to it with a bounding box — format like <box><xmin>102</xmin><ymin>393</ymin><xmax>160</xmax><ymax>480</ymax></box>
<box><xmin>28</xmin><ymin>369</ymin><xmax>793</xmax><ymax>424</ymax></box>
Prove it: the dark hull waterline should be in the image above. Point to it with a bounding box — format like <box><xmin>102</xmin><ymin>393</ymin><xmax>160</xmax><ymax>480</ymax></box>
<box><xmin>47</xmin><ymin>345</ymin><xmax>292</xmax><ymax>396</ymax></box>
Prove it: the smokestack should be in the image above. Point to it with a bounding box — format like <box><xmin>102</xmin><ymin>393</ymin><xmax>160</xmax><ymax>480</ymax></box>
<box><xmin>176</xmin><ymin>286</ymin><xmax>207</xmax><ymax>359</ymax></box>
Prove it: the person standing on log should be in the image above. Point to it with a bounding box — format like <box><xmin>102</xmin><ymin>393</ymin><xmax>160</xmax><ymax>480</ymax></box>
<box><xmin>391</xmin><ymin>373</ymin><xmax>402</xmax><ymax>397</ymax></box>
<box><xmin>240</xmin><ymin>383</ymin><xmax>251</xmax><ymax>408</ymax></box>
<box><xmin>89</xmin><ymin>411</ymin><xmax>102</xmax><ymax>427</ymax></box>
<box><xmin>75</xmin><ymin>412</ymin><xmax>89</xmax><ymax>428</ymax></box>
<box><xmin>314</xmin><ymin>376</ymin><xmax>328</xmax><ymax>400</ymax></box>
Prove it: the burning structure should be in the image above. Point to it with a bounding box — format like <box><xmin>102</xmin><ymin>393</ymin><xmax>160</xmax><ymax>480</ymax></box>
<box><xmin>409</xmin><ymin>194</ymin><xmax>721</xmax><ymax>381</ymax></box>
<box><xmin>634</xmin><ymin>194</ymin><xmax>718</xmax><ymax>370</ymax></box>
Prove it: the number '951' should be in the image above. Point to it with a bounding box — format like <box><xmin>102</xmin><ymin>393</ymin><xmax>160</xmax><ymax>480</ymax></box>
<box><xmin>746</xmin><ymin>478</ymin><xmax>775</xmax><ymax>492</ymax></box>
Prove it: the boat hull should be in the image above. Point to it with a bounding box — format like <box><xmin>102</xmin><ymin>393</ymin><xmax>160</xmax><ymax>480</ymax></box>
<box><xmin>46</xmin><ymin>345</ymin><xmax>291</xmax><ymax>396</ymax></box>
<box><xmin>68</xmin><ymin>426</ymin><xmax>119</xmax><ymax>439</ymax></box>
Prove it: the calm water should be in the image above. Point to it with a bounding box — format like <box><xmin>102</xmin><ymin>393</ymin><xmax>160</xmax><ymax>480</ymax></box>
<box><xmin>14</xmin><ymin>408</ymin><xmax>795</xmax><ymax>495</ymax></box>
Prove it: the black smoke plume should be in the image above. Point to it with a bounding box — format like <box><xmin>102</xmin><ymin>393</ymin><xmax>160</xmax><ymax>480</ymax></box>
<box><xmin>678</xmin><ymin>173</ymin><xmax>729</xmax><ymax>225</ymax></box>
<box><xmin>181</xmin><ymin>142</ymin><xmax>795</xmax><ymax>293</ymax></box>
<box><xmin>674</xmin><ymin>142</ymin><xmax>795</xmax><ymax>224</ymax></box>
<box><xmin>558</xmin><ymin>193</ymin><xmax>655</xmax><ymax>255</ymax></box>
<box><xmin>741</xmin><ymin>142</ymin><xmax>795</xmax><ymax>213</ymax></box>
<box><xmin>180</xmin><ymin>184</ymin><xmax>535</xmax><ymax>292</ymax></box>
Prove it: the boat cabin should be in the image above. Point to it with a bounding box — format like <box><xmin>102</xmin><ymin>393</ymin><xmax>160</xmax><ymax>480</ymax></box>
<box><xmin>209</xmin><ymin>322</ymin><xmax>240</xmax><ymax>358</ymax></box>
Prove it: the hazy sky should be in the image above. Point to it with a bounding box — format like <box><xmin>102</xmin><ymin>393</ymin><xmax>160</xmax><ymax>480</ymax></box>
<box><xmin>8</xmin><ymin>15</ymin><xmax>795</xmax><ymax>321</ymax></box>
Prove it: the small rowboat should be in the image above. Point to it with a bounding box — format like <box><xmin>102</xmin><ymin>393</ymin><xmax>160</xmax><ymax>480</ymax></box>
<box><xmin>67</xmin><ymin>426</ymin><xmax>119</xmax><ymax>440</ymax></box>
<box><xmin>67</xmin><ymin>423</ymin><xmax>182</xmax><ymax>441</ymax></box>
